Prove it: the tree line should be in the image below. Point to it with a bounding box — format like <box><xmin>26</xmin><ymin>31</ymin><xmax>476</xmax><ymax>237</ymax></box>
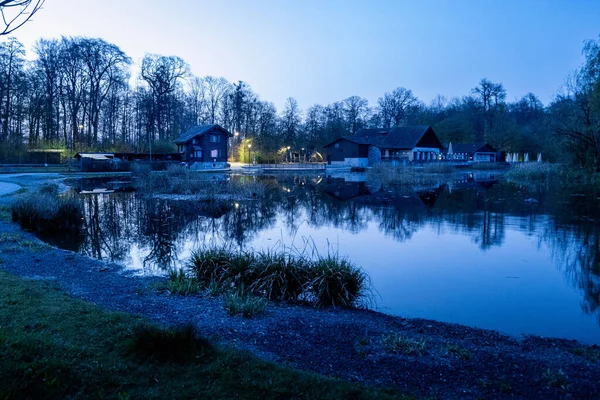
<box><xmin>0</xmin><ymin>34</ymin><xmax>598</xmax><ymax>168</ymax></box>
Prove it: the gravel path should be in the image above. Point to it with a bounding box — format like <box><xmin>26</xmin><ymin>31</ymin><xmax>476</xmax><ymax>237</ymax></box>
<box><xmin>1</xmin><ymin>174</ymin><xmax>599</xmax><ymax>399</ymax></box>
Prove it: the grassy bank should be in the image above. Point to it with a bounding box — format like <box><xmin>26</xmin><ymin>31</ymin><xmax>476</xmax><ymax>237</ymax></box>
<box><xmin>10</xmin><ymin>184</ymin><xmax>82</xmax><ymax>232</ymax></box>
<box><xmin>503</xmin><ymin>163</ymin><xmax>600</xmax><ymax>190</ymax></box>
<box><xmin>187</xmin><ymin>248</ymin><xmax>370</xmax><ymax>309</ymax></box>
<box><xmin>0</xmin><ymin>270</ymin><xmax>400</xmax><ymax>399</ymax></box>
<box><xmin>366</xmin><ymin>164</ymin><xmax>450</xmax><ymax>188</ymax></box>
<box><xmin>133</xmin><ymin>164</ymin><xmax>266</xmax><ymax>199</ymax></box>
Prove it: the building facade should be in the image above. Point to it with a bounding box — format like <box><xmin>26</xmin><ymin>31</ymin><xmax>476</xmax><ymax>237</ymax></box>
<box><xmin>174</xmin><ymin>124</ymin><xmax>231</xmax><ymax>170</ymax></box>
<box><xmin>324</xmin><ymin>125</ymin><xmax>444</xmax><ymax>166</ymax></box>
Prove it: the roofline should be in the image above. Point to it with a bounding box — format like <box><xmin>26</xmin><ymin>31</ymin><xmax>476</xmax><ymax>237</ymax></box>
<box><xmin>174</xmin><ymin>124</ymin><xmax>233</xmax><ymax>144</ymax></box>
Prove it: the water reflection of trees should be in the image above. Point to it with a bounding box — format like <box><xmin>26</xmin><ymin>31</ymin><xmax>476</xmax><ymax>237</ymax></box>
<box><xmin>70</xmin><ymin>175</ymin><xmax>600</xmax><ymax>325</ymax></box>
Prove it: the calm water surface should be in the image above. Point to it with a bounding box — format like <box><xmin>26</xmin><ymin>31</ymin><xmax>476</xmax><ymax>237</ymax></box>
<box><xmin>47</xmin><ymin>173</ymin><xmax>600</xmax><ymax>344</ymax></box>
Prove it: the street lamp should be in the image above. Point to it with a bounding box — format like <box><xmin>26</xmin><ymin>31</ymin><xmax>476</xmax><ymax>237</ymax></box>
<box><xmin>287</xmin><ymin>146</ymin><xmax>291</xmax><ymax>163</ymax></box>
<box><xmin>247</xmin><ymin>144</ymin><xmax>252</xmax><ymax>166</ymax></box>
<box><xmin>301</xmin><ymin>148</ymin><xmax>305</xmax><ymax>163</ymax></box>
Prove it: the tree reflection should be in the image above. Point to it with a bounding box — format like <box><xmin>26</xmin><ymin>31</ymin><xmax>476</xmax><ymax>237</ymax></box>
<box><xmin>61</xmin><ymin>174</ymin><xmax>600</xmax><ymax>326</ymax></box>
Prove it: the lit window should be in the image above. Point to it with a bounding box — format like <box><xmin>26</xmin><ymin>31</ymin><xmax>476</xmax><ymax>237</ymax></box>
<box><xmin>211</xmin><ymin>149</ymin><xmax>218</xmax><ymax>158</ymax></box>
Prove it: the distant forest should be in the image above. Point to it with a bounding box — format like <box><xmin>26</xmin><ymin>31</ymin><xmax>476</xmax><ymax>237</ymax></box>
<box><xmin>0</xmin><ymin>35</ymin><xmax>599</xmax><ymax>168</ymax></box>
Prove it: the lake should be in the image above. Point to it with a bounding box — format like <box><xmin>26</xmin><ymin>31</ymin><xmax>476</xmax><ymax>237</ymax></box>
<box><xmin>45</xmin><ymin>172</ymin><xmax>600</xmax><ymax>344</ymax></box>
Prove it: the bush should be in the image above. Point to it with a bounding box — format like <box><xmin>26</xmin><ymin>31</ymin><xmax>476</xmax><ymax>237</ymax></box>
<box><xmin>11</xmin><ymin>187</ymin><xmax>83</xmax><ymax>233</ymax></box>
<box><xmin>130</xmin><ymin>324</ymin><xmax>211</xmax><ymax>363</ymax></box>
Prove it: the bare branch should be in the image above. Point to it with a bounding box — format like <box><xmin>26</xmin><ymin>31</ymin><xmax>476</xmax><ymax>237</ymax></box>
<box><xmin>0</xmin><ymin>0</ymin><xmax>44</xmax><ymax>36</ymax></box>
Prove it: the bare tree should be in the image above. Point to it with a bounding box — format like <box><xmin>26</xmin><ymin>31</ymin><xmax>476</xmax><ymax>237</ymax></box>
<box><xmin>140</xmin><ymin>53</ymin><xmax>189</xmax><ymax>140</ymax></box>
<box><xmin>204</xmin><ymin>75</ymin><xmax>230</xmax><ymax>124</ymax></box>
<box><xmin>0</xmin><ymin>0</ymin><xmax>44</xmax><ymax>35</ymax></box>
<box><xmin>343</xmin><ymin>95</ymin><xmax>369</xmax><ymax>135</ymax></box>
<box><xmin>377</xmin><ymin>87</ymin><xmax>418</xmax><ymax>128</ymax></box>
<box><xmin>472</xmin><ymin>78</ymin><xmax>506</xmax><ymax>140</ymax></box>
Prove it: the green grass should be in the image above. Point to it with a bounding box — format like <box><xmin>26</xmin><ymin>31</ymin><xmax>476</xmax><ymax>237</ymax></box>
<box><xmin>381</xmin><ymin>333</ymin><xmax>428</xmax><ymax>356</ymax></box>
<box><xmin>224</xmin><ymin>288</ymin><xmax>268</xmax><ymax>317</ymax></box>
<box><xmin>163</xmin><ymin>269</ymin><xmax>201</xmax><ymax>295</ymax></box>
<box><xmin>0</xmin><ymin>270</ymin><xmax>402</xmax><ymax>399</ymax></box>
<box><xmin>442</xmin><ymin>343</ymin><xmax>471</xmax><ymax>360</ymax></box>
<box><xmin>0</xmin><ymin>232</ymin><xmax>48</xmax><ymax>252</ymax></box>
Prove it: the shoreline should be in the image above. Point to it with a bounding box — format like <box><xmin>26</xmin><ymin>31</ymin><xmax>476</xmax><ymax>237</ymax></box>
<box><xmin>0</xmin><ymin>217</ymin><xmax>599</xmax><ymax>399</ymax></box>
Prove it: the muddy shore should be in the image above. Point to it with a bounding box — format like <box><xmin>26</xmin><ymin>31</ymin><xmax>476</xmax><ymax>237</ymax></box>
<box><xmin>1</xmin><ymin>174</ymin><xmax>599</xmax><ymax>399</ymax></box>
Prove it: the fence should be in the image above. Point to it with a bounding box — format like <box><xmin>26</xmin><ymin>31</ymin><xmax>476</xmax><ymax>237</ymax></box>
<box><xmin>245</xmin><ymin>163</ymin><xmax>326</xmax><ymax>171</ymax></box>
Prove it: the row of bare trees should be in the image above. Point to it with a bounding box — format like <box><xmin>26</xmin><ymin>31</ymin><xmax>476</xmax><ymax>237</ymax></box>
<box><xmin>0</xmin><ymin>34</ymin><xmax>598</xmax><ymax>167</ymax></box>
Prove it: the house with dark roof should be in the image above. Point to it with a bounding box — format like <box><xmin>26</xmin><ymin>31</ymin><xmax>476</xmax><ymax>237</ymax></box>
<box><xmin>324</xmin><ymin>125</ymin><xmax>444</xmax><ymax>166</ymax></box>
<box><xmin>174</xmin><ymin>124</ymin><xmax>232</xmax><ymax>170</ymax></box>
<box><xmin>445</xmin><ymin>142</ymin><xmax>497</xmax><ymax>162</ymax></box>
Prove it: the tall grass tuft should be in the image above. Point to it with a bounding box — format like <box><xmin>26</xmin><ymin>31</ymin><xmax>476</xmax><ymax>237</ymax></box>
<box><xmin>11</xmin><ymin>185</ymin><xmax>83</xmax><ymax>233</ymax></box>
<box><xmin>310</xmin><ymin>256</ymin><xmax>369</xmax><ymax>308</ymax></box>
<box><xmin>189</xmin><ymin>247</ymin><xmax>231</xmax><ymax>283</ymax></box>
<box><xmin>130</xmin><ymin>323</ymin><xmax>211</xmax><ymax>362</ymax></box>
<box><xmin>188</xmin><ymin>247</ymin><xmax>370</xmax><ymax>309</ymax></box>
<box><xmin>224</xmin><ymin>287</ymin><xmax>267</xmax><ymax>317</ymax></box>
<box><xmin>250</xmin><ymin>251</ymin><xmax>310</xmax><ymax>301</ymax></box>
<box><xmin>166</xmin><ymin>270</ymin><xmax>201</xmax><ymax>295</ymax></box>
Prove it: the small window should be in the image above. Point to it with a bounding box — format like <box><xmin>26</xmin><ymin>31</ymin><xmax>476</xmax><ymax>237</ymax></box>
<box><xmin>210</xmin><ymin>135</ymin><xmax>220</xmax><ymax>143</ymax></box>
<box><xmin>211</xmin><ymin>149</ymin><xmax>219</xmax><ymax>158</ymax></box>
<box><xmin>193</xmin><ymin>138</ymin><xmax>199</xmax><ymax>144</ymax></box>
<box><xmin>335</xmin><ymin>143</ymin><xmax>339</xmax><ymax>148</ymax></box>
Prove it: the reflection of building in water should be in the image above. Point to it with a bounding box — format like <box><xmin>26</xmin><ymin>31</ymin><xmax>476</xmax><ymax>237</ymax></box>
<box><xmin>324</xmin><ymin>177</ymin><xmax>372</xmax><ymax>201</ymax></box>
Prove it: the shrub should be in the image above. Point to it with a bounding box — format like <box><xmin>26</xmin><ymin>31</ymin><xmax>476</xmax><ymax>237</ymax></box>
<box><xmin>224</xmin><ymin>288</ymin><xmax>267</xmax><ymax>317</ymax></box>
<box><xmin>310</xmin><ymin>256</ymin><xmax>369</xmax><ymax>307</ymax></box>
<box><xmin>130</xmin><ymin>324</ymin><xmax>211</xmax><ymax>362</ymax></box>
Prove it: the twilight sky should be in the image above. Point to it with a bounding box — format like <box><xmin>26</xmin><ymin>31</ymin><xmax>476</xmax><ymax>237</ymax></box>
<box><xmin>8</xmin><ymin>0</ymin><xmax>600</xmax><ymax>110</ymax></box>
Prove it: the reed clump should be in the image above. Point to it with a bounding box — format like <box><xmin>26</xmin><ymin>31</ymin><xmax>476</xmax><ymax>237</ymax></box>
<box><xmin>188</xmin><ymin>247</ymin><xmax>370</xmax><ymax>308</ymax></box>
<box><xmin>11</xmin><ymin>184</ymin><xmax>83</xmax><ymax>233</ymax></box>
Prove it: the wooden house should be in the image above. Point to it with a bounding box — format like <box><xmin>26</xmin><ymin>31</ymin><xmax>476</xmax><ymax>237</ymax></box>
<box><xmin>445</xmin><ymin>143</ymin><xmax>497</xmax><ymax>162</ymax></box>
<box><xmin>324</xmin><ymin>125</ymin><xmax>444</xmax><ymax>166</ymax></box>
<box><xmin>323</xmin><ymin>137</ymin><xmax>371</xmax><ymax>167</ymax></box>
<box><xmin>174</xmin><ymin>124</ymin><xmax>232</xmax><ymax>170</ymax></box>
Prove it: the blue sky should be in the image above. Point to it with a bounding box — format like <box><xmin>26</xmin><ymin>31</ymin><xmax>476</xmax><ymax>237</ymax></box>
<box><xmin>9</xmin><ymin>0</ymin><xmax>600</xmax><ymax>110</ymax></box>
